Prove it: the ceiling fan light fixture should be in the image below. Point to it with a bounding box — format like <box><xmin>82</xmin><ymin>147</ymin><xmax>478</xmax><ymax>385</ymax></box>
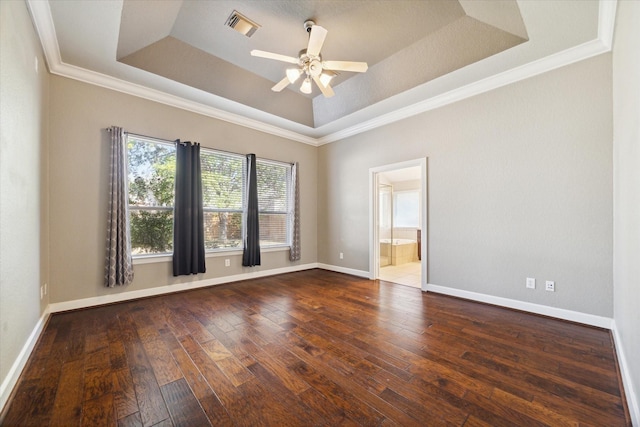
<box><xmin>319</xmin><ymin>71</ymin><xmax>335</xmax><ymax>88</ymax></box>
<box><xmin>300</xmin><ymin>77</ymin><xmax>312</xmax><ymax>94</ymax></box>
<box><xmin>286</xmin><ymin>68</ymin><xmax>302</xmax><ymax>84</ymax></box>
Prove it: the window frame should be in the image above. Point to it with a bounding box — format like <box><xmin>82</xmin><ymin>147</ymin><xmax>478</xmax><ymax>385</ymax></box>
<box><xmin>126</xmin><ymin>136</ymin><xmax>176</xmax><ymax>258</ymax></box>
<box><xmin>200</xmin><ymin>148</ymin><xmax>246</xmax><ymax>252</ymax></box>
<box><xmin>255</xmin><ymin>158</ymin><xmax>292</xmax><ymax>249</ymax></box>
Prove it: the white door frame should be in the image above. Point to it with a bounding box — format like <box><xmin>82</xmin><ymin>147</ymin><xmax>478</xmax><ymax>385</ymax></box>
<box><xmin>369</xmin><ymin>158</ymin><xmax>428</xmax><ymax>291</ymax></box>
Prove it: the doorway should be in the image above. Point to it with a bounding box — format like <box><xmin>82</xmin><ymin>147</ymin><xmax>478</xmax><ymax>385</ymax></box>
<box><xmin>369</xmin><ymin>159</ymin><xmax>427</xmax><ymax>290</ymax></box>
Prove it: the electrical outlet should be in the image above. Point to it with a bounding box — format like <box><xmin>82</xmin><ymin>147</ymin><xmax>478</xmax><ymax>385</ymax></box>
<box><xmin>44</xmin><ymin>283</ymin><xmax>48</xmax><ymax>295</ymax></box>
<box><xmin>545</xmin><ymin>281</ymin><xmax>555</xmax><ymax>292</ymax></box>
<box><xmin>40</xmin><ymin>286</ymin><xmax>43</xmax><ymax>300</ymax></box>
<box><xmin>526</xmin><ymin>278</ymin><xmax>535</xmax><ymax>289</ymax></box>
<box><xmin>224</xmin><ymin>259</ymin><xmax>230</xmax><ymax>267</ymax></box>
<box><xmin>339</xmin><ymin>252</ymin><xmax>344</xmax><ymax>260</ymax></box>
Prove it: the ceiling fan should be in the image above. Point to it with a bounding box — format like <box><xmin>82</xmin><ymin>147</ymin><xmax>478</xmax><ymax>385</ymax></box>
<box><xmin>251</xmin><ymin>20</ymin><xmax>368</xmax><ymax>98</ymax></box>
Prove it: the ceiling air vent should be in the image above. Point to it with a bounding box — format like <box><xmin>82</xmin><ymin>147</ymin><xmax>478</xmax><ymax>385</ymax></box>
<box><xmin>225</xmin><ymin>10</ymin><xmax>260</xmax><ymax>37</ymax></box>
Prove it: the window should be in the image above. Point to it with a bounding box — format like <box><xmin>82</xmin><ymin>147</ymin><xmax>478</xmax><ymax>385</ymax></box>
<box><xmin>393</xmin><ymin>190</ymin><xmax>419</xmax><ymax>227</ymax></box>
<box><xmin>126</xmin><ymin>135</ymin><xmax>292</xmax><ymax>256</ymax></box>
<box><xmin>257</xmin><ymin>159</ymin><xmax>291</xmax><ymax>246</ymax></box>
<box><xmin>201</xmin><ymin>151</ymin><xmax>244</xmax><ymax>250</ymax></box>
<box><xmin>127</xmin><ymin>136</ymin><xmax>176</xmax><ymax>255</ymax></box>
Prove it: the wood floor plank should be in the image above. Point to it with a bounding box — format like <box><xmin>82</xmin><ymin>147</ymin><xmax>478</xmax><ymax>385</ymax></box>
<box><xmin>177</xmin><ymin>334</ymin><xmax>255</xmax><ymax>424</ymax></box>
<box><xmin>140</xmin><ymin>339</ymin><xmax>183</xmax><ymax>387</ymax></box>
<box><xmin>160</xmin><ymin>378</ymin><xmax>211</xmax><ymax>427</ymax></box>
<box><xmin>248</xmin><ymin>345</ymin><xmax>311</xmax><ymax>394</ymax></box>
<box><xmin>84</xmin><ymin>347</ymin><xmax>113</xmax><ymax>401</ymax></box>
<box><xmin>0</xmin><ymin>269</ymin><xmax>631</xmax><ymax>426</ymax></box>
<box><xmin>214</xmin><ymin>354</ymin><xmax>255</xmax><ymax>387</ymax></box>
<box><xmin>0</xmin><ymin>379</ymin><xmax>38</xmax><ymax>426</ymax></box>
<box><xmin>169</xmin><ymin>345</ymin><xmax>234</xmax><ymax>426</ymax></box>
<box><xmin>200</xmin><ymin>338</ymin><xmax>234</xmax><ymax>362</ymax></box>
<box><xmin>247</xmin><ymin>360</ymin><xmax>324</xmax><ymax>423</ymax></box>
<box><xmin>117</xmin><ymin>411</ymin><xmax>143</xmax><ymax>427</ymax></box>
<box><xmin>123</xmin><ymin>337</ymin><xmax>170</xmax><ymax>426</ymax></box>
<box><xmin>82</xmin><ymin>393</ymin><xmax>116</xmax><ymax>427</ymax></box>
<box><xmin>49</xmin><ymin>359</ymin><xmax>85</xmax><ymax>427</ymax></box>
<box><xmin>112</xmin><ymin>368</ymin><xmax>139</xmax><ymax>420</ymax></box>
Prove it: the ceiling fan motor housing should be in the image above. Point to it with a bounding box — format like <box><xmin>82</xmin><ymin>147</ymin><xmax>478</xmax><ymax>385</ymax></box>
<box><xmin>304</xmin><ymin>20</ymin><xmax>315</xmax><ymax>33</ymax></box>
<box><xmin>308</xmin><ymin>59</ymin><xmax>323</xmax><ymax>76</ymax></box>
<box><xmin>298</xmin><ymin>49</ymin><xmax>323</xmax><ymax>76</ymax></box>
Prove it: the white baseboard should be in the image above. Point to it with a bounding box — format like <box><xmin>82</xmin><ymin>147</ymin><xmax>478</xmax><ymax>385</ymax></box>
<box><xmin>316</xmin><ymin>263</ymin><xmax>370</xmax><ymax>278</ymax></box>
<box><xmin>0</xmin><ymin>307</ymin><xmax>50</xmax><ymax>413</ymax></box>
<box><xmin>49</xmin><ymin>263</ymin><xmax>318</xmax><ymax>313</ymax></box>
<box><xmin>611</xmin><ymin>320</ymin><xmax>640</xmax><ymax>426</ymax></box>
<box><xmin>425</xmin><ymin>283</ymin><xmax>613</xmax><ymax>329</ymax></box>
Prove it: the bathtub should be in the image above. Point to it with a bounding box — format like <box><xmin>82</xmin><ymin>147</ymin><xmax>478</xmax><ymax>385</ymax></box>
<box><xmin>379</xmin><ymin>239</ymin><xmax>418</xmax><ymax>266</ymax></box>
<box><xmin>380</xmin><ymin>238</ymin><xmax>415</xmax><ymax>245</ymax></box>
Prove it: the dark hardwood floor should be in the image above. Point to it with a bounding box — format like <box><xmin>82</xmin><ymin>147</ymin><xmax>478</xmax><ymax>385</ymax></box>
<box><xmin>0</xmin><ymin>269</ymin><xmax>631</xmax><ymax>426</ymax></box>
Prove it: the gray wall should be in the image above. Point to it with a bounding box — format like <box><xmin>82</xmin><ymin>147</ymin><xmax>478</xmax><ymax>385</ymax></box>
<box><xmin>319</xmin><ymin>54</ymin><xmax>613</xmax><ymax>317</ymax></box>
<box><xmin>0</xmin><ymin>0</ymin><xmax>50</xmax><ymax>391</ymax></box>
<box><xmin>613</xmin><ymin>0</ymin><xmax>640</xmax><ymax>420</ymax></box>
<box><xmin>48</xmin><ymin>76</ymin><xmax>317</xmax><ymax>304</ymax></box>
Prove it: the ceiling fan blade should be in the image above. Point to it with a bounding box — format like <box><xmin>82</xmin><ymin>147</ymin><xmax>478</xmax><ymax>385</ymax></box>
<box><xmin>323</xmin><ymin>60</ymin><xmax>368</xmax><ymax>73</ymax></box>
<box><xmin>313</xmin><ymin>75</ymin><xmax>334</xmax><ymax>98</ymax></box>
<box><xmin>251</xmin><ymin>50</ymin><xmax>299</xmax><ymax>64</ymax></box>
<box><xmin>307</xmin><ymin>25</ymin><xmax>328</xmax><ymax>57</ymax></box>
<box><xmin>271</xmin><ymin>76</ymin><xmax>291</xmax><ymax>92</ymax></box>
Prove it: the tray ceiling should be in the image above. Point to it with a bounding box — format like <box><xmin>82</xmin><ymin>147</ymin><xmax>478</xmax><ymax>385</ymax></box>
<box><xmin>29</xmin><ymin>0</ymin><xmax>613</xmax><ymax>144</ymax></box>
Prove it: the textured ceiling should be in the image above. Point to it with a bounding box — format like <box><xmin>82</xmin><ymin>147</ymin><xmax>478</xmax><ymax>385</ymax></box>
<box><xmin>33</xmin><ymin>0</ymin><xmax>608</xmax><ymax>143</ymax></box>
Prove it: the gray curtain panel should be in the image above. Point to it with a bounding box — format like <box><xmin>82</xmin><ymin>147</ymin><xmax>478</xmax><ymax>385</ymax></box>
<box><xmin>173</xmin><ymin>140</ymin><xmax>206</xmax><ymax>276</ymax></box>
<box><xmin>289</xmin><ymin>162</ymin><xmax>301</xmax><ymax>261</ymax></box>
<box><xmin>105</xmin><ymin>126</ymin><xmax>134</xmax><ymax>287</ymax></box>
<box><xmin>242</xmin><ymin>153</ymin><xmax>261</xmax><ymax>266</ymax></box>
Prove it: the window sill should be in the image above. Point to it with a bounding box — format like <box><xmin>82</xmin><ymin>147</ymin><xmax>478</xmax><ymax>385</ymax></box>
<box><xmin>132</xmin><ymin>246</ymin><xmax>290</xmax><ymax>265</ymax></box>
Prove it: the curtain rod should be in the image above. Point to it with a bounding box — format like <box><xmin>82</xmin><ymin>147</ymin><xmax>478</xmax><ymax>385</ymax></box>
<box><xmin>105</xmin><ymin>127</ymin><xmax>294</xmax><ymax>166</ymax></box>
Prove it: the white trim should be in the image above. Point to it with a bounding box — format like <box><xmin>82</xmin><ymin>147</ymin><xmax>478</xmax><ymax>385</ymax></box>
<box><xmin>0</xmin><ymin>308</ymin><xmax>51</xmax><ymax>413</ymax></box>
<box><xmin>369</xmin><ymin>171</ymin><xmax>380</xmax><ymax>281</ymax></box>
<box><xmin>316</xmin><ymin>263</ymin><xmax>369</xmax><ymax>279</ymax></box>
<box><xmin>56</xmin><ymin>62</ymin><xmax>319</xmax><ymax>146</ymax></box>
<box><xmin>25</xmin><ymin>0</ymin><xmax>60</xmax><ymax>69</ymax></box>
<box><xmin>611</xmin><ymin>320</ymin><xmax>640</xmax><ymax>426</ymax></box>
<box><xmin>598</xmin><ymin>0</ymin><xmax>618</xmax><ymax>51</ymax></box>
<box><xmin>133</xmin><ymin>255</ymin><xmax>173</xmax><ymax>265</ymax></box>
<box><xmin>49</xmin><ymin>263</ymin><xmax>317</xmax><ymax>313</ymax></box>
<box><xmin>132</xmin><ymin>246</ymin><xmax>290</xmax><ymax>265</ymax></box>
<box><xmin>26</xmin><ymin>0</ymin><xmax>617</xmax><ymax>146</ymax></box>
<box><xmin>425</xmin><ymin>283</ymin><xmax>613</xmax><ymax>329</ymax></box>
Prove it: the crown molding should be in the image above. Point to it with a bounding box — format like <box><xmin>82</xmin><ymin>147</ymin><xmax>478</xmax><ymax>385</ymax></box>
<box><xmin>27</xmin><ymin>0</ymin><xmax>617</xmax><ymax>147</ymax></box>
<box><xmin>598</xmin><ymin>0</ymin><xmax>618</xmax><ymax>50</ymax></box>
<box><xmin>53</xmin><ymin>61</ymin><xmax>320</xmax><ymax>146</ymax></box>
